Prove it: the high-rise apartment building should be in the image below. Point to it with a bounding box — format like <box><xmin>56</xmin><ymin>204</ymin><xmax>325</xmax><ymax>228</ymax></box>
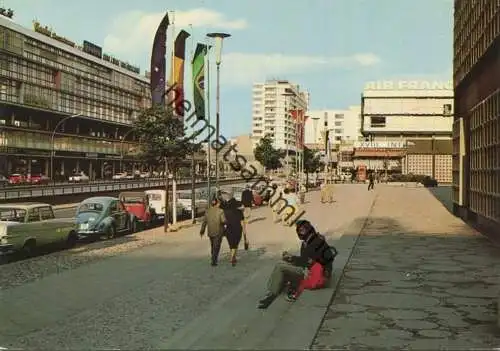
<box><xmin>0</xmin><ymin>15</ymin><xmax>151</xmax><ymax>179</ymax></box>
<box><xmin>305</xmin><ymin>106</ymin><xmax>362</xmax><ymax>148</ymax></box>
<box><xmin>251</xmin><ymin>80</ymin><xmax>309</xmax><ymax>153</ymax></box>
<box><xmin>452</xmin><ymin>1</ymin><xmax>500</xmax><ymax>234</ymax></box>
<box><xmin>360</xmin><ymin>80</ymin><xmax>454</xmax><ymax>182</ymax></box>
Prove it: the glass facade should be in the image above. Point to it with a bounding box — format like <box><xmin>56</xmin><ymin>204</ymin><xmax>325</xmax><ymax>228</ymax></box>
<box><xmin>453</xmin><ymin>0</ymin><xmax>500</xmax><ymax>232</ymax></box>
<box><xmin>0</xmin><ymin>17</ymin><xmax>152</xmax><ymax>178</ymax></box>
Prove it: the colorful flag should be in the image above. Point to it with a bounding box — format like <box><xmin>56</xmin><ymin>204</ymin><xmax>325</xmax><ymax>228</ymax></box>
<box><xmin>168</xmin><ymin>30</ymin><xmax>190</xmax><ymax>117</ymax></box>
<box><xmin>150</xmin><ymin>13</ymin><xmax>169</xmax><ymax>106</ymax></box>
<box><xmin>191</xmin><ymin>43</ymin><xmax>208</xmax><ymax>121</ymax></box>
<box><xmin>290</xmin><ymin>109</ymin><xmax>307</xmax><ymax>149</ymax></box>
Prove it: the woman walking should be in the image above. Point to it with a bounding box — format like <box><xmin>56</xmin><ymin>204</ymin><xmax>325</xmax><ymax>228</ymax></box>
<box><xmin>221</xmin><ymin>197</ymin><xmax>244</xmax><ymax>266</ymax></box>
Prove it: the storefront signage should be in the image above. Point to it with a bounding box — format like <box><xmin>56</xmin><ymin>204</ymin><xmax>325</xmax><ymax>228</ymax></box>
<box><xmin>83</xmin><ymin>40</ymin><xmax>102</xmax><ymax>59</ymax></box>
<box><xmin>103</xmin><ymin>53</ymin><xmax>140</xmax><ymax>74</ymax></box>
<box><xmin>354</xmin><ymin>141</ymin><xmax>406</xmax><ymax>149</ymax></box>
<box><xmin>364</xmin><ymin>80</ymin><xmax>452</xmax><ymax>90</ymax></box>
<box><xmin>33</xmin><ymin>21</ymin><xmax>76</xmax><ymax>48</ymax></box>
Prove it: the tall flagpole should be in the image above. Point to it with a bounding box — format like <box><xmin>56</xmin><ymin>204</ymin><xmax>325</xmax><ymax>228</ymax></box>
<box><xmin>189</xmin><ymin>23</ymin><xmax>196</xmax><ymax>223</ymax></box>
<box><xmin>206</xmin><ymin>38</ymin><xmax>212</xmax><ymax>202</ymax></box>
<box><xmin>170</xmin><ymin>10</ymin><xmax>177</xmax><ymax>225</ymax></box>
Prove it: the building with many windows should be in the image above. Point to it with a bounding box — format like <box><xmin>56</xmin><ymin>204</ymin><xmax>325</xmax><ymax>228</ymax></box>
<box><xmin>453</xmin><ymin>1</ymin><xmax>500</xmax><ymax>234</ymax></box>
<box><xmin>0</xmin><ymin>15</ymin><xmax>152</xmax><ymax>179</ymax></box>
<box><xmin>359</xmin><ymin>80</ymin><xmax>454</xmax><ymax>183</ymax></box>
<box><xmin>305</xmin><ymin>106</ymin><xmax>362</xmax><ymax>148</ymax></box>
<box><xmin>251</xmin><ymin>80</ymin><xmax>309</xmax><ymax>154</ymax></box>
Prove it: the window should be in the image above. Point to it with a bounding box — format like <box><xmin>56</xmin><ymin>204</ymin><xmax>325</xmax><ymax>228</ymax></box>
<box><xmin>335</xmin><ymin>129</ymin><xmax>343</xmax><ymax>134</ymax></box>
<box><xmin>335</xmin><ymin>121</ymin><xmax>342</xmax><ymax>126</ymax></box>
<box><xmin>335</xmin><ymin>136</ymin><xmax>342</xmax><ymax>141</ymax></box>
<box><xmin>443</xmin><ymin>104</ymin><xmax>452</xmax><ymax>116</ymax></box>
<box><xmin>109</xmin><ymin>201</ymin><xmax>118</xmax><ymax>213</ymax></box>
<box><xmin>40</xmin><ymin>206</ymin><xmax>54</xmax><ymax>220</ymax></box>
<box><xmin>335</xmin><ymin>114</ymin><xmax>344</xmax><ymax>119</ymax></box>
<box><xmin>27</xmin><ymin>208</ymin><xmax>40</xmax><ymax>222</ymax></box>
<box><xmin>370</xmin><ymin>116</ymin><xmax>386</xmax><ymax>128</ymax></box>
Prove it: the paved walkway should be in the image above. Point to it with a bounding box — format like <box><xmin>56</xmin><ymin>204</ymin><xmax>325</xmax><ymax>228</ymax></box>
<box><xmin>312</xmin><ymin>185</ymin><xmax>500</xmax><ymax>349</ymax></box>
<box><xmin>0</xmin><ymin>184</ymin><xmax>374</xmax><ymax>350</ymax></box>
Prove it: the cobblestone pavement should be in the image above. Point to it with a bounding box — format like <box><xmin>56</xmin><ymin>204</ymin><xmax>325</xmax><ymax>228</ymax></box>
<box><xmin>312</xmin><ymin>185</ymin><xmax>500</xmax><ymax>350</ymax></box>
<box><xmin>0</xmin><ymin>185</ymin><xmax>374</xmax><ymax>350</ymax></box>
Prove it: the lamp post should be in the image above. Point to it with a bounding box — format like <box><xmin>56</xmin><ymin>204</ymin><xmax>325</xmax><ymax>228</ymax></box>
<box><xmin>119</xmin><ymin>128</ymin><xmax>135</xmax><ymax>172</ymax></box>
<box><xmin>206</xmin><ymin>32</ymin><xmax>230</xmax><ymax>189</ymax></box>
<box><xmin>50</xmin><ymin>113</ymin><xmax>82</xmax><ymax>180</ymax></box>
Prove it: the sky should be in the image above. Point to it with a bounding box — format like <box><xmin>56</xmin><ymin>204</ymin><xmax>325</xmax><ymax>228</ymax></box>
<box><xmin>10</xmin><ymin>0</ymin><xmax>453</xmax><ymax>138</ymax></box>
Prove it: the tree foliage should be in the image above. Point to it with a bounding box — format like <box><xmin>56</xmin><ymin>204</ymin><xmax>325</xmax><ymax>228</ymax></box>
<box><xmin>254</xmin><ymin>135</ymin><xmax>283</xmax><ymax>170</ymax></box>
<box><xmin>303</xmin><ymin>147</ymin><xmax>323</xmax><ymax>173</ymax></box>
<box><xmin>133</xmin><ymin>106</ymin><xmax>200</xmax><ymax>171</ymax></box>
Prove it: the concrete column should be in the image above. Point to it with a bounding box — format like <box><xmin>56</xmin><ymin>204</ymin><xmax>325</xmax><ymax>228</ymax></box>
<box><xmin>101</xmin><ymin>162</ymin><xmax>105</xmax><ymax>179</ymax></box>
<box><xmin>44</xmin><ymin>160</ymin><xmax>49</xmax><ymax>176</ymax></box>
<box><xmin>89</xmin><ymin>162</ymin><xmax>92</xmax><ymax>179</ymax></box>
<box><xmin>76</xmin><ymin>160</ymin><xmax>80</xmax><ymax>172</ymax></box>
<box><xmin>28</xmin><ymin>116</ymin><xmax>32</xmax><ymax>128</ymax></box>
<box><xmin>27</xmin><ymin>160</ymin><xmax>32</xmax><ymax>174</ymax></box>
<box><xmin>60</xmin><ymin>160</ymin><xmax>65</xmax><ymax>178</ymax></box>
<box><xmin>76</xmin><ymin>123</ymin><xmax>80</xmax><ymax>134</ymax></box>
<box><xmin>112</xmin><ymin>162</ymin><xmax>115</xmax><ymax>175</ymax></box>
<box><xmin>7</xmin><ymin>158</ymin><xmax>12</xmax><ymax>174</ymax></box>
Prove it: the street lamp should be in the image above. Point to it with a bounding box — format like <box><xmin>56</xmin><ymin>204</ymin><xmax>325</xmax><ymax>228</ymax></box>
<box><xmin>50</xmin><ymin>113</ymin><xmax>82</xmax><ymax>180</ymax></box>
<box><xmin>119</xmin><ymin>129</ymin><xmax>135</xmax><ymax>172</ymax></box>
<box><xmin>206</xmin><ymin>32</ymin><xmax>230</xmax><ymax>188</ymax></box>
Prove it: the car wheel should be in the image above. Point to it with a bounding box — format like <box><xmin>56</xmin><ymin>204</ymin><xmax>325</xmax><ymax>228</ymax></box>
<box><xmin>106</xmin><ymin>225</ymin><xmax>116</xmax><ymax>239</ymax></box>
<box><xmin>22</xmin><ymin>239</ymin><xmax>36</xmax><ymax>257</ymax></box>
<box><xmin>66</xmin><ymin>231</ymin><xmax>78</xmax><ymax>248</ymax></box>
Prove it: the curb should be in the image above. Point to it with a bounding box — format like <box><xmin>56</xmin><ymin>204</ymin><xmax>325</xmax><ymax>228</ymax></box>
<box><xmin>308</xmin><ymin>193</ymin><xmax>378</xmax><ymax>348</ymax></box>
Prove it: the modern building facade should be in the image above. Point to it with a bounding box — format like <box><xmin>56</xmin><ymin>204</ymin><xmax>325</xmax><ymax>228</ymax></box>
<box><xmin>251</xmin><ymin>80</ymin><xmax>309</xmax><ymax>154</ymax></box>
<box><xmin>359</xmin><ymin>80</ymin><xmax>454</xmax><ymax>183</ymax></box>
<box><xmin>305</xmin><ymin>106</ymin><xmax>362</xmax><ymax>148</ymax></box>
<box><xmin>452</xmin><ymin>0</ymin><xmax>500</xmax><ymax>234</ymax></box>
<box><xmin>0</xmin><ymin>15</ymin><xmax>151</xmax><ymax>179</ymax></box>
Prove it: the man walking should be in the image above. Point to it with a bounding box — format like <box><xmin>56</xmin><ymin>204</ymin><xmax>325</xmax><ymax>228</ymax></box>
<box><xmin>200</xmin><ymin>197</ymin><xmax>226</xmax><ymax>266</ymax></box>
<box><xmin>241</xmin><ymin>185</ymin><xmax>253</xmax><ymax>250</ymax></box>
<box><xmin>367</xmin><ymin>172</ymin><xmax>375</xmax><ymax>191</ymax></box>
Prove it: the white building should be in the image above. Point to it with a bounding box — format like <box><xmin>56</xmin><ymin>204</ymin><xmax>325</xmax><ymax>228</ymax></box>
<box><xmin>251</xmin><ymin>80</ymin><xmax>309</xmax><ymax>153</ymax></box>
<box><xmin>305</xmin><ymin>106</ymin><xmax>362</xmax><ymax>148</ymax></box>
<box><xmin>357</xmin><ymin>80</ymin><xmax>454</xmax><ymax>182</ymax></box>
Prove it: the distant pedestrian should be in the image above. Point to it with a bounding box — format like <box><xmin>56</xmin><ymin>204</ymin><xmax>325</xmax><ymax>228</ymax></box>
<box><xmin>221</xmin><ymin>197</ymin><xmax>244</xmax><ymax>266</ymax></box>
<box><xmin>368</xmin><ymin>172</ymin><xmax>375</xmax><ymax>191</ymax></box>
<box><xmin>241</xmin><ymin>185</ymin><xmax>253</xmax><ymax>250</ymax></box>
<box><xmin>200</xmin><ymin>197</ymin><xmax>226</xmax><ymax>266</ymax></box>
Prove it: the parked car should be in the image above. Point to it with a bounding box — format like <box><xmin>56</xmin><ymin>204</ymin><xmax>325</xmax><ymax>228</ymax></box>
<box><xmin>0</xmin><ymin>175</ymin><xmax>9</xmax><ymax>187</ymax></box>
<box><xmin>119</xmin><ymin>191</ymin><xmax>156</xmax><ymax>228</ymax></box>
<box><xmin>178</xmin><ymin>190</ymin><xmax>208</xmax><ymax>217</ymax></box>
<box><xmin>112</xmin><ymin>172</ymin><xmax>132</xmax><ymax>180</ymax></box>
<box><xmin>9</xmin><ymin>174</ymin><xmax>26</xmax><ymax>185</ymax></box>
<box><xmin>75</xmin><ymin>196</ymin><xmax>137</xmax><ymax>240</ymax></box>
<box><xmin>27</xmin><ymin>174</ymin><xmax>50</xmax><ymax>185</ymax></box>
<box><xmin>69</xmin><ymin>172</ymin><xmax>90</xmax><ymax>183</ymax></box>
<box><xmin>0</xmin><ymin>203</ymin><xmax>77</xmax><ymax>256</ymax></box>
<box><xmin>145</xmin><ymin>189</ymin><xmax>185</xmax><ymax>221</ymax></box>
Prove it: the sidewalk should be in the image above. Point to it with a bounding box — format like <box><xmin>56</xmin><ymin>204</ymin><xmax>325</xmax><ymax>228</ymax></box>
<box><xmin>312</xmin><ymin>185</ymin><xmax>500</xmax><ymax>349</ymax></box>
<box><xmin>1</xmin><ymin>185</ymin><xmax>375</xmax><ymax>350</ymax></box>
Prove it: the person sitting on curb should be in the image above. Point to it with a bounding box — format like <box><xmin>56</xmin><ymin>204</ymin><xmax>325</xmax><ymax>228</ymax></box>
<box><xmin>257</xmin><ymin>220</ymin><xmax>337</xmax><ymax>309</ymax></box>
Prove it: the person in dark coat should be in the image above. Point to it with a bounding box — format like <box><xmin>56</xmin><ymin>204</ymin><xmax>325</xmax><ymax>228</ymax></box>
<box><xmin>368</xmin><ymin>172</ymin><xmax>375</xmax><ymax>191</ymax></box>
<box><xmin>241</xmin><ymin>185</ymin><xmax>253</xmax><ymax>250</ymax></box>
<box><xmin>221</xmin><ymin>197</ymin><xmax>244</xmax><ymax>266</ymax></box>
<box><xmin>257</xmin><ymin>220</ymin><xmax>337</xmax><ymax>309</ymax></box>
<box><xmin>199</xmin><ymin>197</ymin><xmax>226</xmax><ymax>266</ymax></box>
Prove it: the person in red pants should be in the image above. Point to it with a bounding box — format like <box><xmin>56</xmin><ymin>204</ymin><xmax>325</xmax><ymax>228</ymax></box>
<box><xmin>286</xmin><ymin>261</ymin><xmax>330</xmax><ymax>301</ymax></box>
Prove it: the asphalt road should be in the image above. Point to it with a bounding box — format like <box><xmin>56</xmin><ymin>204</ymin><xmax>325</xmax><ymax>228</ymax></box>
<box><xmin>0</xmin><ymin>185</ymin><xmax>375</xmax><ymax>349</ymax></box>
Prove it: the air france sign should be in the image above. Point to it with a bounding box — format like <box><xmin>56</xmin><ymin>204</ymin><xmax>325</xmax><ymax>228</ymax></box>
<box><xmin>364</xmin><ymin>80</ymin><xmax>453</xmax><ymax>90</ymax></box>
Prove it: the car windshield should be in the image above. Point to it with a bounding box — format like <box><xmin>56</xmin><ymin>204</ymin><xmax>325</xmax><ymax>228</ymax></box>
<box><xmin>148</xmin><ymin>194</ymin><xmax>162</xmax><ymax>201</ymax></box>
<box><xmin>78</xmin><ymin>202</ymin><xmax>104</xmax><ymax>213</ymax></box>
<box><xmin>122</xmin><ymin>197</ymin><xmax>143</xmax><ymax>204</ymax></box>
<box><xmin>0</xmin><ymin>208</ymin><xmax>26</xmax><ymax>222</ymax></box>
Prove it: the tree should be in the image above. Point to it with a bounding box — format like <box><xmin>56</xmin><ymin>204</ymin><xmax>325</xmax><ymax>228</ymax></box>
<box><xmin>254</xmin><ymin>135</ymin><xmax>283</xmax><ymax>171</ymax></box>
<box><xmin>303</xmin><ymin>147</ymin><xmax>323</xmax><ymax>185</ymax></box>
<box><xmin>133</xmin><ymin>105</ymin><xmax>200</xmax><ymax>174</ymax></box>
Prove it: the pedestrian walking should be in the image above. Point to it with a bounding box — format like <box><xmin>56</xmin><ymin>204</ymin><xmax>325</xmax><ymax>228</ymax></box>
<box><xmin>241</xmin><ymin>185</ymin><xmax>253</xmax><ymax>250</ymax></box>
<box><xmin>257</xmin><ymin>220</ymin><xmax>337</xmax><ymax>309</ymax></box>
<box><xmin>299</xmin><ymin>183</ymin><xmax>306</xmax><ymax>204</ymax></box>
<box><xmin>221</xmin><ymin>197</ymin><xmax>244</xmax><ymax>266</ymax></box>
<box><xmin>199</xmin><ymin>197</ymin><xmax>226</xmax><ymax>266</ymax></box>
<box><xmin>320</xmin><ymin>181</ymin><xmax>328</xmax><ymax>203</ymax></box>
<box><xmin>368</xmin><ymin>172</ymin><xmax>375</xmax><ymax>191</ymax></box>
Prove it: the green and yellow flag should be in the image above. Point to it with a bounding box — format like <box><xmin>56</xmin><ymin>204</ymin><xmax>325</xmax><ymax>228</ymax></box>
<box><xmin>191</xmin><ymin>43</ymin><xmax>208</xmax><ymax>120</ymax></box>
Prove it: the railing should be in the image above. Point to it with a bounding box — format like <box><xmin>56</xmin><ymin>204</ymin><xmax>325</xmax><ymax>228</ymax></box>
<box><xmin>0</xmin><ymin>176</ymin><xmax>244</xmax><ymax>200</ymax></box>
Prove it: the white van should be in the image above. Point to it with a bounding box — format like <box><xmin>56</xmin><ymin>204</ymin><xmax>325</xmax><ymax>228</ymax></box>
<box><xmin>145</xmin><ymin>190</ymin><xmax>185</xmax><ymax>220</ymax></box>
<box><xmin>177</xmin><ymin>190</ymin><xmax>208</xmax><ymax>217</ymax></box>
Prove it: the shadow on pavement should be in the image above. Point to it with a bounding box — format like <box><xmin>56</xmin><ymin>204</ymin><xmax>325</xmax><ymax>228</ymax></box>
<box><xmin>427</xmin><ymin>185</ymin><xmax>454</xmax><ymax>214</ymax></box>
<box><xmin>313</xmin><ymin>215</ymin><xmax>500</xmax><ymax>350</ymax></box>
